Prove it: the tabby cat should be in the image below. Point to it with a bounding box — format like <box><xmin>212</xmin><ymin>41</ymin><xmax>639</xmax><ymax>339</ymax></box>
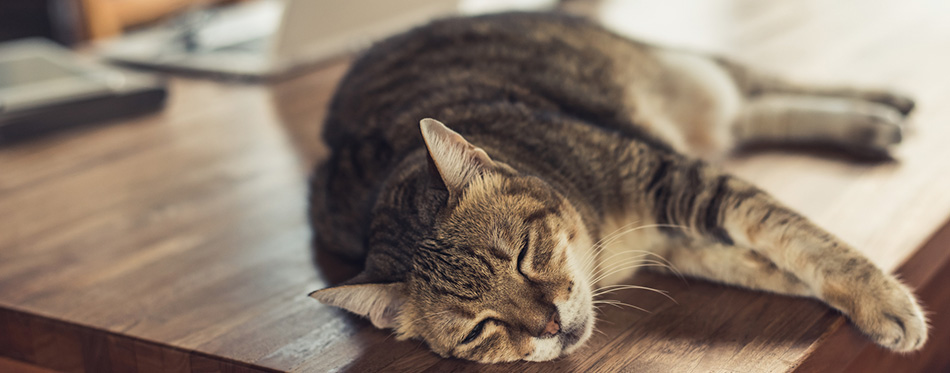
<box><xmin>308</xmin><ymin>12</ymin><xmax>927</xmax><ymax>363</ymax></box>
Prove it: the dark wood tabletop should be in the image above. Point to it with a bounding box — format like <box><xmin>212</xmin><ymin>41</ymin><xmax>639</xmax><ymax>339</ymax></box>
<box><xmin>2</xmin><ymin>0</ymin><xmax>950</xmax><ymax>372</ymax></box>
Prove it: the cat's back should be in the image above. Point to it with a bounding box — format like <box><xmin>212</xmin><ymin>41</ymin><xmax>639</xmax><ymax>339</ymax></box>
<box><xmin>313</xmin><ymin>12</ymin><xmax>657</xmax><ymax>261</ymax></box>
<box><xmin>323</xmin><ymin>12</ymin><xmax>643</xmax><ymax>152</ymax></box>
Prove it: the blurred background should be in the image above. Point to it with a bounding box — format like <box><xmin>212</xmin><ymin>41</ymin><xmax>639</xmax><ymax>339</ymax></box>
<box><xmin>2</xmin><ymin>0</ymin><xmax>950</xmax><ymax>372</ymax></box>
<box><xmin>0</xmin><ymin>0</ymin><xmax>247</xmax><ymax>45</ymax></box>
<box><xmin>5</xmin><ymin>0</ymin><xmax>947</xmax><ymax>143</ymax></box>
<box><xmin>0</xmin><ymin>0</ymin><xmax>568</xmax><ymax>141</ymax></box>
<box><xmin>0</xmin><ymin>0</ymin><xmax>558</xmax><ymax>46</ymax></box>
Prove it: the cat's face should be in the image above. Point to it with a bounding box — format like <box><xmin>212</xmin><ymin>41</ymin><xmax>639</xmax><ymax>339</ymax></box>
<box><xmin>310</xmin><ymin>119</ymin><xmax>595</xmax><ymax>363</ymax></box>
<box><xmin>398</xmin><ymin>172</ymin><xmax>596</xmax><ymax>362</ymax></box>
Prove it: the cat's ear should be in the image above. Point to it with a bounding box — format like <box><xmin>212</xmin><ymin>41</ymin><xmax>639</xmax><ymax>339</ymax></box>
<box><xmin>420</xmin><ymin>118</ymin><xmax>495</xmax><ymax>194</ymax></box>
<box><xmin>309</xmin><ymin>282</ymin><xmax>405</xmax><ymax>329</ymax></box>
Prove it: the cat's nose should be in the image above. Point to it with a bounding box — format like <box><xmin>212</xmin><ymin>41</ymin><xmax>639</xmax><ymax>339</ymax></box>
<box><xmin>543</xmin><ymin>311</ymin><xmax>561</xmax><ymax>336</ymax></box>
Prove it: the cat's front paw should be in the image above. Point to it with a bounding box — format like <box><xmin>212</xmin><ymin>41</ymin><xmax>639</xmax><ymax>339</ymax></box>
<box><xmin>847</xmin><ymin>282</ymin><xmax>927</xmax><ymax>352</ymax></box>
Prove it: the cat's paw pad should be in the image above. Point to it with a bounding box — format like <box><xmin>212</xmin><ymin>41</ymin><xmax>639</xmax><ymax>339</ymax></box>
<box><xmin>850</xmin><ymin>284</ymin><xmax>927</xmax><ymax>352</ymax></box>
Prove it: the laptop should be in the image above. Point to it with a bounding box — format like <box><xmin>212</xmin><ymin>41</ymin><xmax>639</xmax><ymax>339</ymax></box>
<box><xmin>0</xmin><ymin>38</ymin><xmax>166</xmax><ymax>142</ymax></box>
<box><xmin>97</xmin><ymin>0</ymin><xmax>459</xmax><ymax>80</ymax></box>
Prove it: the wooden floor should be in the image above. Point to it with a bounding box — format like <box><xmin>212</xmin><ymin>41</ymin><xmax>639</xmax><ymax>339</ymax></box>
<box><xmin>2</xmin><ymin>0</ymin><xmax>950</xmax><ymax>371</ymax></box>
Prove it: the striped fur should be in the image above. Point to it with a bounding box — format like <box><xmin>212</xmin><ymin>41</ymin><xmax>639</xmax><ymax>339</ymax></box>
<box><xmin>309</xmin><ymin>12</ymin><xmax>926</xmax><ymax>363</ymax></box>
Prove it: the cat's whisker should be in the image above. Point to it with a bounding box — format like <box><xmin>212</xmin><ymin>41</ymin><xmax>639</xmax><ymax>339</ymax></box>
<box><xmin>597</xmin><ymin>250</ymin><xmax>657</xmax><ymax>268</ymax></box>
<box><xmin>593</xmin><ymin>283</ymin><xmax>665</xmax><ymax>295</ymax></box>
<box><xmin>592</xmin><ymin>299</ymin><xmax>651</xmax><ymax>313</ymax></box>
<box><xmin>591</xmin><ymin>255</ymin><xmax>657</xmax><ymax>277</ymax></box>
<box><xmin>593</xmin><ymin>300</ymin><xmax>641</xmax><ymax>311</ymax></box>
<box><xmin>586</xmin><ymin>223</ymin><xmax>649</xmax><ymax>257</ymax></box>
<box><xmin>594</xmin><ymin>253</ymin><xmax>665</xmax><ymax>271</ymax></box>
<box><xmin>590</xmin><ymin>261</ymin><xmax>671</xmax><ymax>284</ymax></box>
<box><xmin>591</xmin><ymin>313</ymin><xmax>614</xmax><ymax>325</ymax></box>
<box><xmin>580</xmin><ymin>248</ymin><xmax>602</xmax><ymax>274</ymax></box>
<box><xmin>593</xmin><ymin>283</ymin><xmax>667</xmax><ymax>293</ymax></box>
<box><xmin>593</xmin><ymin>300</ymin><xmax>626</xmax><ymax>311</ymax></box>
<box><xmin>595</xmin><ymin>226</ymin><xmax>688</xmax><ymax>265</ymax></box>
<box><xmin>596</xmin><ymin>247</ymin><xmax>684</xmax><ymax>280</ymax></box>
<box><xmin>582</xmin><ymin>223</ymin><xmax>688</xmax><ymax>281</ymax></box>
<box><xmin>591</xmin><ymin>255</ymin><xmax>687</xmax><ymax>287</ymax></box>
<box><xmin>579</xmin><ymin>250</ymin><xmax>600</xmax><ymax>278</ymax></box>
<box><xmin>590</xmin><ymin>221</ymin><xmax>643</xmax><ymax>251</ymax></box>
<box><xmin>591</xmin><ymin>261</ymin><xmax>667</xmax><ymax>285</ymax></box>
<box><xmin>578</xmin><ymin>221</ymin><xmax>644</xmax><ymax>272</ymax></box>
<box><xmin>592</xmin><ymin>285</ymin><xmax>677</xmax><ymax>304</ymax></box>
<box><xmin>591</xmin><ymin>223</ymin><xmax>688</xmax><ymax>258</ymax></box>
<box><xmin>582</xmin><ymin>221</ymin><xmax>653</xmax><ymax>267</ymax></box>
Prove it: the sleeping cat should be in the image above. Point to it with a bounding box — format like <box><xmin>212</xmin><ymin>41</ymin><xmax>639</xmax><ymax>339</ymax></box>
<box><xmin>308</xmin><ymin>12</ymin><xmax>927</xmax><ymax>363</ymax></box>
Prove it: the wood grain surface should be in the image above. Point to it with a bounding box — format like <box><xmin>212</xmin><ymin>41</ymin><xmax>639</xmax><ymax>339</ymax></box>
<box><xmin>2</xmin><ymin>0</ymin><xmax>950</xmax><ymax>371</ymax></box>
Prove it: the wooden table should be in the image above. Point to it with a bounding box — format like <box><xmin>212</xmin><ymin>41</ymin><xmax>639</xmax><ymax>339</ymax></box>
<box><xmin>2</xmin><ymin>0</ymin><xmax>950</xmax><ymax>371</ymax></box>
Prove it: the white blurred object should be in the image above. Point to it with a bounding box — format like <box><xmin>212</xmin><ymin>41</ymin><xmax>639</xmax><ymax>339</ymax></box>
<box><xmin>459</xmin><ymin>0</ymin><xmax>558</xmax><ymax>14</ymax></box>
<box><xmin>596</xmin><ymin>0</ymin><xmax>739</xmax><ymax>52</ymax></box>
<box><xmin>97</xmin><ymin>0</ymin><xmax>459</xmax><ymax>80</ymax></box>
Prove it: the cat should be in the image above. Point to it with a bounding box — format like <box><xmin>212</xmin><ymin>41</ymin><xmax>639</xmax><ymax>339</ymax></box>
<box><xmin>307</xmin><ymin>12</ymin><xmax>927</xmax><ymax>363</ymax></box>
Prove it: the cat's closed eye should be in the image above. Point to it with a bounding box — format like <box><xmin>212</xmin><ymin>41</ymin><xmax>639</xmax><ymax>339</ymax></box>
<box><xmin>516</xmin><ymin>236</ymin><xmax>530</xmax><ymax>276</ymax></box>
<box><xmin>461</xmin><ymin>319</ymin><xmax>490</xmax><ymax>344</ymax></box>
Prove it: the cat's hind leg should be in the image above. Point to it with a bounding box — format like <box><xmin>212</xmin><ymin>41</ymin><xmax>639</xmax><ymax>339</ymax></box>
<box><xmin>732</xmin><ymin>94</ymin><xmax>905</xmax><ymax>157</ymax></box>
<box><xmin>631</xmin><ymin>51</ymin><xmax>913</xmax><ymax>158</ymax></box>
<box><xmin>714</xmin><ymin>57</ymin><xmax>914</xmax><ymax>157</ymax></box>
<box><xmin>717</xmin><ymin>57</ymin><xmax>916</xmax><ymax>116</ymax></box>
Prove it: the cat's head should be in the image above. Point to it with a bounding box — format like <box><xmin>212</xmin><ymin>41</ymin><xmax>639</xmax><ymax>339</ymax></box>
<box><xmin>311</xmin><ymin>118</ymin><xmax>595</xmax><ymax>363</ymax></box>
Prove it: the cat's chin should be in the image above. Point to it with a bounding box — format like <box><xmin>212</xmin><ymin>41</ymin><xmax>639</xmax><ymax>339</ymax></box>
<box><xmin>523</xmin><ymin>315</ymin><xmax>594</xmax><ymax>362</ymax></box>
<box><xmin>561</xmin><ymin>321</ymin><xmax>594</xmax><ymax>356</ymax></box>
